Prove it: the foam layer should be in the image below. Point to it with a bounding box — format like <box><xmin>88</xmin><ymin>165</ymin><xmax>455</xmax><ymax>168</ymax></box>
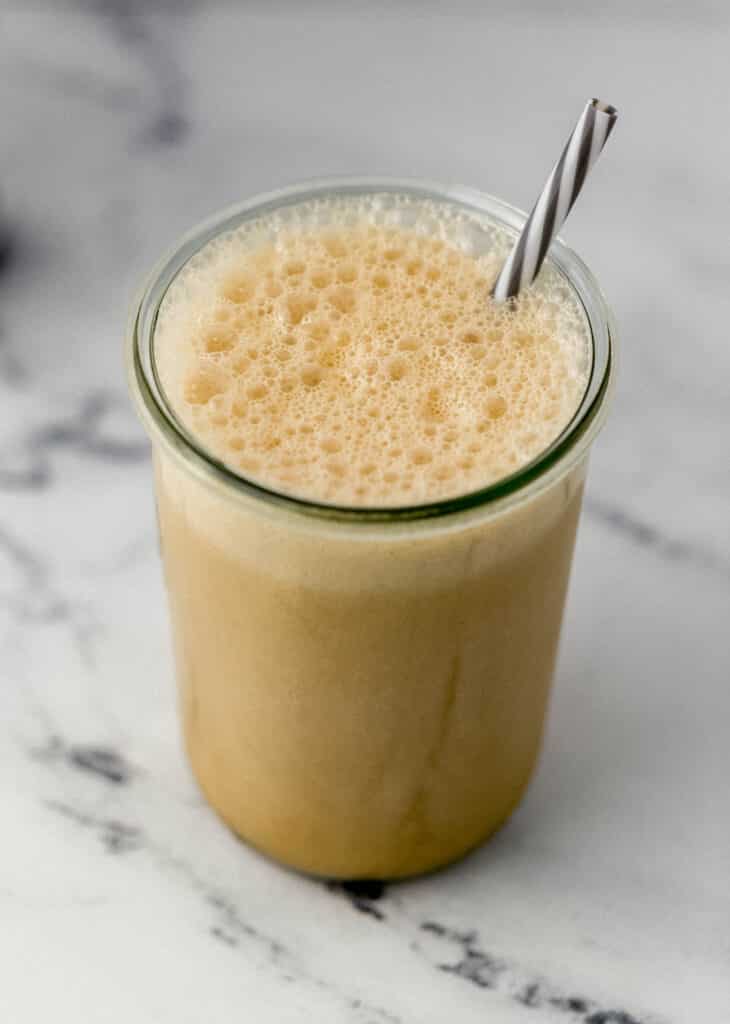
<box><xmin>155</xmin><ymin>194</ymin><xmax>590</xmax><ymax>506</ymax></box>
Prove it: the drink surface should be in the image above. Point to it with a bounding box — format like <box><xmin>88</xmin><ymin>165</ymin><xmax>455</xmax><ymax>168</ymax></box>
<box><xmin>155</xmin><ymin>194</ymin><xmax>590</xmax><ymax>506</ymax></box>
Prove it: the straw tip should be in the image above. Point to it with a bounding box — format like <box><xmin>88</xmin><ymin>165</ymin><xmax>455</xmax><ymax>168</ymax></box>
<box><xmin>591</xmin><ymin>98</ymin><xmax>618</xmax><ymax>120</ymax></box>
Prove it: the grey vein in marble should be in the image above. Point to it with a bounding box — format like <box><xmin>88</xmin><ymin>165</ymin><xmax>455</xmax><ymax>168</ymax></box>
<box><xmin>415</xmin><ymin>922</ymin><xmax>656</xmax><ymax>1024</ymax></box>
<box><xmin>328</xmin><ymin>879</ymin><xmax>388</xmax><ymax>921</ymax></box>
<box><xmin>41</xmin><ymin>773</ymin><xmax>403</xmax><ymax>1024</ymax></box>
<box><xmin>0</xmin><ymin>222</ymin><xmax>28</xmax><ymax>386</ymax></box>
<box><xmin>0</xmin><ymin>390</ymin><xmax>148</xmax><ymax>493</ymax></box>
<box><xmin>585</xmin><ymin>496</ymin><xmax>730</xmax><ymax>582</ymax></box>
<box><xmin>322</xmin><ymin>892</ymin><xmax>664</xmax><ymax>1024</ymax></box>
<box><xmin>45</xmin><ymin>799</ymin><xmax>144</xmax><ymax>854</ymax></box>
<box><xmin>32</xmin><ymin>734</ymin><xmax>133</xmax><ymax>785</ymax></box>
<box><xmin>0</xmin><ymin>520</ymin><xmax>101</xmax><ymax>676</ymax></box>
<box><xmin>90</xmin><ymin>0</ymin><xmax>194</xmax><ymax>148</ymax></box>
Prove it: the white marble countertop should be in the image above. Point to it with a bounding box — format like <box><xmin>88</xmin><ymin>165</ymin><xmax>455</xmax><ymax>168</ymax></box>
<box><xmin>1</xmin><ymin>3</ymin><xmax>729</xmax><ymax>1022</ymax></box>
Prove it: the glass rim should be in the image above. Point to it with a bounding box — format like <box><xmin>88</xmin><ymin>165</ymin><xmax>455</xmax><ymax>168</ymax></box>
<box><xmin>126</xmin><ymin>175</ymin><xmax>616</xmax><ymax>526</ymax></box>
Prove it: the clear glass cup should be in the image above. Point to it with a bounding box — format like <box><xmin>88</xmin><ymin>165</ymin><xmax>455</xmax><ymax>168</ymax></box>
<box><xmin>126</xmin><ymin>177</ymin><xmax>615</xmax><ymax>880</ymax></box>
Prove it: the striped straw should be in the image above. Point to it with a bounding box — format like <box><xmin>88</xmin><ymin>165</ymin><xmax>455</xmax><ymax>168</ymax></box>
<box><xmin>491</xmin><ymin>98</ymin><xmax>618</xmax><ymax>303</ymax></box>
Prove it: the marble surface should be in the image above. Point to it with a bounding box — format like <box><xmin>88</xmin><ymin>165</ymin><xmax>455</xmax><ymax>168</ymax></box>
<box><xmin>1</xmin><ymin>2</ymin><xmax>729</xmax><ymax>1022</ymax></box>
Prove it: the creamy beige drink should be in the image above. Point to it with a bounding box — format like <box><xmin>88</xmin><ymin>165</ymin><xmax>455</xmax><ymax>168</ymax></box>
<box><xmin>130</xmin><ymin>185</ymin><xmax>611</xmax><ymax>879</ymax></box>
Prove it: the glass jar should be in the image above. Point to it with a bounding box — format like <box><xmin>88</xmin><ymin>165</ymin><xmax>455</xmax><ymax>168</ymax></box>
<box><xmin>127</xmin><ymin>178</ymin><xmax>615</xmax><ymax>879</ymax></box>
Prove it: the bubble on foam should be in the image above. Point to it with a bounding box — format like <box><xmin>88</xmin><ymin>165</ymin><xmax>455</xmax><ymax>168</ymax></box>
<box><xmin>154</xmin><ymin>194</ymin><xmax>590</xmax><ymax>506</ymax></box>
